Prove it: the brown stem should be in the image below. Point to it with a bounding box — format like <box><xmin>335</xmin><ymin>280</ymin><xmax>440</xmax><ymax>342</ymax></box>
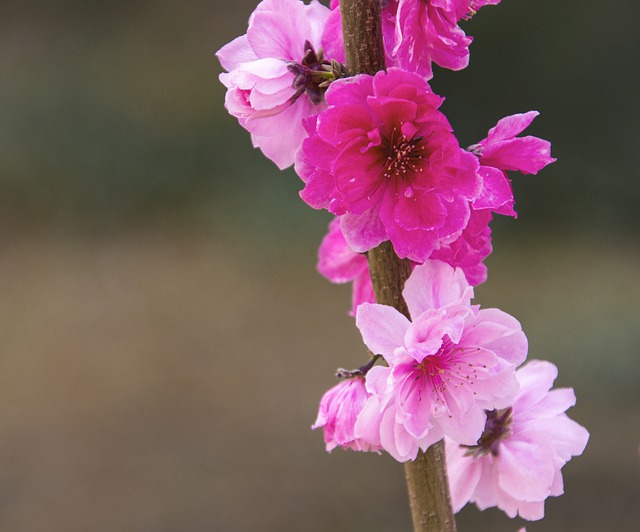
<box><xmin>339</xmin><ymin>2</ymin><xmax>457</xmax><ymax>530</ymax></box>
<box><xmin>339</xmin><ymin>0</ymin><xmax>386</xmax><ymax>75</ymax></box>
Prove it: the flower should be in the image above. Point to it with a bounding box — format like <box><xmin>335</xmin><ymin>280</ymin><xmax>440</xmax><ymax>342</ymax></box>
<box><xmin>297</xmin><ymin>68</ymin><xmax>481</xmax><ymax>262</ymax></box>
<box><xmin>470</xmin><ymin>111</ymin><xmax>556</xmax><ymax>216</ymax></box>
<box><xmin>216</xmin><ymin>0</ymin><xmax>339</xmax><ymax>169</ymax></box>
<box><xmin>329</xmin><ymin>1</ymin><xmax>501</xmax><ymax>79</ymax></box>
<box><xmin>445</xmin><ymin>360</ymin><xmax>589</xmax><ymax>520</ymax></box>
<box><xmin>317</xmin><ymin>217</ymin><xmax>375</xmax><ymax>316</ymax></box>
<box><xmin>430</xmin><ymin>208</ymin><xmax>492</xmax><ymax>286</ymax></box>
<box><xmin>317</xmin><ymin>212</ymin><xmax>492</xmax><ymax>316</ymax></box>
<box><xmin>312</xmin><ymin>375</ymin><xmax>381</xmax><ymax>452</ymax></box>
<box><xmin>352</xmin><ymin>260</ymin><xmax>527</xmax><ymax>462</ymax></box>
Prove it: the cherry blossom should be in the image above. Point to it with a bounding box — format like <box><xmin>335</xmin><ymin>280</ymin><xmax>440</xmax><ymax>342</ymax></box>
<box><xmin>216</xmin><ymin>0</ymin><xmax>340</xmax><ymax>169</ymax></box>
<box><xmin>353</xmin><ymin>260</ymin><xmax>527</xmax><ymax>461</ymax></box>
<box><xmin>297</xmin><ymin>68</ymin><xmax>481</xmax><ymax>262</ymax></box>
<box><xmin>312</xmin><ymin>375</ymin><xmax>381</xmax><ymax>452</ymax></box>
<box><xmin>317</xmin><ymin>212</ymin><xmax>492</xmax><ymax>316</ymax></box>
<box><xmin>445</xmin><ymin>360</ymin><xmax>589</xmax><ymax>520</ymax></box>
<box><xmin>329</xmin><ymin>1</ymin><xmax>501</xmax><ymax>79</ymax></box>
<box><xmin>317</xmin><ymin>217</ymin><xmax>375</xmax><ymax>316</ymax></box>
<box><xmin>470</xmin><ymin>111</ymin><xmax>556</xmax><ymax>216</ymax></box>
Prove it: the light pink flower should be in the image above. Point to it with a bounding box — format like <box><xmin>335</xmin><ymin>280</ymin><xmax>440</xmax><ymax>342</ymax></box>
<box><xmin>353</xmin><ymin>261</ymin><xmax>527</xmax><ymax>462</ymax></box>
<box><xmin>216</xmin><ymin>0</ymin><xmax>336</xmax><ymax>169</ymax></box>
<box><xmin>312</xmin><ymin>375</ymin><xmax>381</xmax><ymax>452</ymax></box>
<box><xmin>445</xmin><ymin>360</ymin><xmax>589</xmax><ymax>521</ymax></box>
<box><xmin>297</xmin><ymin>68</ymin><xmax>481</xmax><ymax>262</ymax></box>
<box><xmin>470</xmin><ymin>111</ymin><xmax>556</xmax><ymax>216</ymax></box>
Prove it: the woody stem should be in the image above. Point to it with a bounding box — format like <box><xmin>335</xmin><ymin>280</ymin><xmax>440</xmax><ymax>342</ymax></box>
<box><xmin>339</xmin><ymin>1</ymin><xmax>457</xmax><ymax>530</ymax></box>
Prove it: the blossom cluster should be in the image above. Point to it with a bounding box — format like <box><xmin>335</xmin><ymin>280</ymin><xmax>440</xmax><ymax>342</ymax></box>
<box><xmin>217</xmin><ymin>0</ymin><xmax>587</xmax><ymax>523</ymax></box>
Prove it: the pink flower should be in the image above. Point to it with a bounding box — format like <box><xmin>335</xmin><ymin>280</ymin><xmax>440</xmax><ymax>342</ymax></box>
<box><xmin>353</xmin><ymin>260</ymin><xmax>527</xmax><ymax>462</ymax></box>
<box><xmin>445</xmin><ymin>360</ymin><xmax>589</xmax><ymax>521</ymax></box>
<box><xmin>317</xmin><ymin>212</ymin><xmax>492</xmax><ymax>315</ymax></box>
<box><xmin>216</xmin><ymin>0</ymin><xmax>337</xmax><ymax>169</ymax></box>
<box><xmin>317</xmin><ymin>217</ymin><xmax>375</xmax><ymax>316</ymax></box>
<box><xmin>297</xmin><ymin>68</ymin><xmax>481</xmax><ymax>262</ymax></box>
<box><xmin>471</xmin><ymin>111</ymin><xmax>556</xmax><ymax>216</ymax></box>
<box><xmin>329</xmin><ymin>1</ymin><xmax>501</xmax><ymax>79</ymax></box>
<box><xmin>430</xmin><ymin>209</ymin><xmax>492</xmax><ymax>286</ymax></box>
<box><xmin>312</xmin><ymin>375</ymin><xmax>381</xmax><ymax>452</ymax></box>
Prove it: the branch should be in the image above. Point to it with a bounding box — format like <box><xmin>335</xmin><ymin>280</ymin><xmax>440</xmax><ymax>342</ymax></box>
<box><xmin>339</xmin><ymin>2</ymin><xmax>457</xmax><ymax>530</ymax></box>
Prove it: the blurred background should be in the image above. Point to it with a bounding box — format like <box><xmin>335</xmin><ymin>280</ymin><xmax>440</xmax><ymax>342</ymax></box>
<box><xmin>0</xmin><ymin>0</ymin><xmax>638</xmax><ymax>530</ymax></box>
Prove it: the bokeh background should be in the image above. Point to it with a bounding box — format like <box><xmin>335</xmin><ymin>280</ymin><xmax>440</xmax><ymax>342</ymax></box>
<box><xmin>0</xmin><ymin>0</ymin><xmax>638</xmax><ymax>530</ymax></box>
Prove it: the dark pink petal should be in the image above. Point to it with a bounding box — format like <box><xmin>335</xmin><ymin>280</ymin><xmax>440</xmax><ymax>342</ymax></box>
<box><xmin>482</xmin><ymin>137</ymin><xmax>555</xmax><ymax>175</ymax></box>
<box><xmin>350</xmin><ymin>270</ymin><xmax>376</xmax><ymax>316</ymax></box>
<box><xmin>317</xmin><ymin>217</ymin><xmax>368</xmax><ymax>282</ymax></box>
<box><xmin>334</xmin><ymin>142</ymin><xmax>387</xmax><ymax>214</ymax></box>
<box><xmin>368</xmin><ymin>96</ymin><xmax>419</xmax><ymax>129</ymax></box>
<box><xmin>341</xmin><ymin>207</ymin><xmax>387</xmax><ymax>253</ymax></box>
<box><xmin>325</xmin><ymin>75</ymin><xmax>375</xmax><ymax>108</ymax></box>
<box><xmin>321</xmin><ymin>7</ymin><xmax>345</xmax><ymax>63</ymax></box>
<box><xmin>473</xmin><ymin>165</ymin><xmax>516</xmax><ymax>216</ymax></box>
<box><xmin>394</xmin><ymin>188</ymin><xmax>446</xmax><ymax>231</ymax></box>
<box><xmin>312</xmin><ymin>376</ymin><xmax>374</xmax><ymax>452</ymax></box>
<box><xmin>485</xmin><ymin>111</ymin><xmax>539</xmax><ymax>145</ymax></box>
<box><xmin>316</xmin><ymin>104</ymin><xmax>374</xmax><ymax>145</ymax></box>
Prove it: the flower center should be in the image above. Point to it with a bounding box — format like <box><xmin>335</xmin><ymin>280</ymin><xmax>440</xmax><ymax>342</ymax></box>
<box><xmin>413</xmin><ymin>338</ymin><xmax>484</xmax><ymax>410</ymax></box>
<box><xmin>288</xmin><ymin>41</ymin><xmax>347</xmax><ymax>105</ymax></box>
<box><xmin>383</xmin><ymin>127</ymin><xmax>425</xmax><ymax>180</ymax></box>
<box><xmin>464</xmin><ymin>407</ymin><xmax>513</xmax><ymax>457</ymax></box>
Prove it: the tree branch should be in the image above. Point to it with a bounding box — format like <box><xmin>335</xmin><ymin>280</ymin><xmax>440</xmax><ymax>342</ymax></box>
<box><xmin>339</xmin><ymin>1</ymin><xmax>457</xmax><ymax>530</ymax></box>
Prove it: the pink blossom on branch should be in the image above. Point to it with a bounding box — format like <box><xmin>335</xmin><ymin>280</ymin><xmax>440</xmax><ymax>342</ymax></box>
<box><xmin>297</xmin><ymin>68</ymin><xmax>482</xmax><ymax>262</ymax></box>
<box><xmin>312</xmin><ymin>375</ymin><xmax>382</xmax><ymax>452</ymax></box>
<box><xmin>445</xmin><ymin>360</ymin><xmax>589</xmax><ymax>520</ymax></box>
<box><xmin>317</xmin><ymin>212</ymin><xmax>492</xmax><ymax>315</ymax></box>
<box><xmin>317</xmin><ymin>217</ymin><xmax>375</xmax><ymax>316</ymax></box>
<box><xmin>329</xmin><ymin>0</ymin><xmax>501</xmax><ymax>79</ymax></box>
<box><xmin>216</xmin><ymin>0</ymin><xmax>341</xmax><ymax>169</ymax></box>
<box><xmin>470</xmin><ymin>111</ymin><xmax>556</xmax><ymax>216</ymax></box>
<box><xmin>352</xmin><ymin>260</ymin><xmax>527</xmax><ymax>462</ymax></box>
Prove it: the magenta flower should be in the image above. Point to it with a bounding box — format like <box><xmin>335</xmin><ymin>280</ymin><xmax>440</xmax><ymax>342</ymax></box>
<box><xmin>318</xmin><ymin>212</ymin><xmax>492</xmax><ymax>315</ymax></box>
<box><xmin>353</xmin><ymin>260</ymin><xmax>527</xmax><ymax>462</ymax></box>
<box><xmin>297</xmin><ymin>68</ymin><xmax>481</xmax><ymax>262</ymax></box>
<box><xmin>445</xmin><ymin>360</ymin><xmax>589</xmax><ymax>520</ymax></box>
<box><xmin>216</xmin><ymin>0</ymin><xmax>337</xmax><ymax>169</ymax></box>
<box><xmin>317</xmin><ymin>217</ymin><xmax>375</xmax><ymax>316</ymax></box>
<box><xmin>430</xmin><ymin>209</ymin><xmax>492</xmax><ymax>286</ymax></box>
<box><xmin>471</xmin><ymin>111</ymin><xmax>556</xmax><ymax>216</ymax></box>
<box><xmin>312</xmin><ymin>375</ymin><xmax>381</xmax><ymax>452</ymax></box>
<box><xmin>329</xmin><ymin>1</ymin><xmax>500</xmax><ymax>79</ymax></box>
